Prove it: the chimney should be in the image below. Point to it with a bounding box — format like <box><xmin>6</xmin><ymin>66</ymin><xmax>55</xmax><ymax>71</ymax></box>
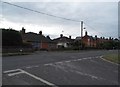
<box><xmin>47</xmin><ymin>35</ymin><xmax>50</xmax><ymax>39</ymax></box>
<box><xmin>39</xmin><ymin>31</ymin><xmax>42</xmax><ymax>35</ymax></box>
<box><xmin>109</xmin><ymin>37</ymin><xmax>111</xmax><ymax>40</ymax></box>
<box><xmin>21</xmin><ymin>27</ymin><xmax>25</xmax><ymax>34</ymax></box>
<box><xmin>60</xmin><ymin>34</ymin><xmax>63</xmax><ymax>37</ymax></box>
<box><xmin>69</xmin><ymin>36</ymin><xmax>71</xmax><ymax>39</ymax></box>
<box><xmin>95</xmin><ymin>35</ymin><xmax>97</xmax><ymax>40</ymax></box>
<box><xmin>85</xmin><ymin>31</ymin><xmax>87</xmax><ymax>36</ymax></box>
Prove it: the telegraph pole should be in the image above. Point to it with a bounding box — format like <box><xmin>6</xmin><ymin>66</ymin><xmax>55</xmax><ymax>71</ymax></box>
<box><xmin>80</xmin><ymin>21</ymin><xmax>83</xmax><ymax>49</ymax></box>
<box><xmin>81</xmin><ymin>21</ymin><xmax>83</xmax><ymax>39</ymax></box>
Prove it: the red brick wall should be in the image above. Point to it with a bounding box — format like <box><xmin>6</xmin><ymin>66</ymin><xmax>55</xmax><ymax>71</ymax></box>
<box><xmin>82</xmin><ymin>36</ymin><xmax>96</xmax><ymax>47</ymax></box>
<box><xmin>41</xmin><ymin>43</ymin><xmax>48</xmax><ymax>49</ymax></box>
<box><xmin>82</xmin><ymin>36</ymin><xmax>91</xmax><ymax>47</ymax></box>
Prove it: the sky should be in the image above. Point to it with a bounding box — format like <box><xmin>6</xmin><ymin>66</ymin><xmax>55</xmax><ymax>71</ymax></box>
<box><xmin>0</xmin><ymin>0</ymin><xmax>119</xmax><ymax>39</ymax></box>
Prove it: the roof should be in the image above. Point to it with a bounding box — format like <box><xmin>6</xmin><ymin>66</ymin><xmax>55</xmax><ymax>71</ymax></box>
<box><xmin>53</xmin><ymin>36</ymin><xmax>74</xmax><ymax>43</ymax></box>
<box><xmin>83</xmin><ymin>35</ymin><xmax>96</xmax><ymax>41</ymax></box>
<box><xmin>22</xmin><ymin>32</ymin><xmax>53</xmax><ymax>43</ymax></box>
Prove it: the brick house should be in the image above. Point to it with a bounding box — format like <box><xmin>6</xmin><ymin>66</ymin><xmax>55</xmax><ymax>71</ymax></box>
<box><xmin>82</xmin><ymin>31</ymin><xmax>110</xmax><ymax>48</ymax></box>
<box><xmin>20</xmin><ymin>27</ymin><xmax>56</xmax><ymax>50</ymax></box>
<box><xmin>53</xmin><ymin>34</ymin><xmax>74</xmax><ymax>48</ymax></box>
<box><xmin>82</xmin><ymin>31</ymin><xmax>97</xmax><ymax>47</ymax></box>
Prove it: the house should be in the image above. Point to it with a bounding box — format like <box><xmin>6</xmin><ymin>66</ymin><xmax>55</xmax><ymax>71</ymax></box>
<box><xmin>81</xmin><ymin>31</ymin><xmax>111</xmax><ymax>48</ymax></box>
<box><xmin>20</xmin><ymin>27</ymin><xmax>56</xmax><ymax>50</ymax></box>
<box><xmin>53</xmin><ymin>34</ymin><xmax>74</xmax><ymax>48</ymax></box>
<box><xmin>82</xmin><ymin>31</ymin><xmax>97</xmax><ymax>47</ymax></box>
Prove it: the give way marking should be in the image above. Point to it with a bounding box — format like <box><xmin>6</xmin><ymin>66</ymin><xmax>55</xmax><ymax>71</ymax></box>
<box><xmin>3</xmin><ymin>69</ymin><xmax>58</xmax><ymax>87</ymax></box>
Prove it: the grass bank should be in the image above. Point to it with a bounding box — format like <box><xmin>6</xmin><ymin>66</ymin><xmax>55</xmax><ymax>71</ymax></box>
<box><xmin>103</xmin><ymin>53</ymin><xmax>119</xmax><ymax>64</ymax></box>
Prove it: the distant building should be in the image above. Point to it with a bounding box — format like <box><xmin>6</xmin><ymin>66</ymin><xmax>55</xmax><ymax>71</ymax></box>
<box><xmin>82</xmin><ymin>31</ymin><xmax>97</xmax><ymax>47</ymax></box>
<box><xmin>76</xmin><ymin>31</ymin><xmax>110</xmax><ymax>48</ymax></box>
<box><xmin>53</xmin><ymin>34</ymin><xmax>74</xmax><ymax>48</ymax></box>
<box><xmin>20</xmin><ymin>27</ymin><xmax>56</xmax><ymax>50</ymax></box>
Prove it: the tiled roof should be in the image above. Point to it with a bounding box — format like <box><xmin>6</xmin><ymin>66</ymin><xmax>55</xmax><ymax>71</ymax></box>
<box><xmin>22</xmin><ymin>32</ymin><xmax>52</xmax><ymax>43</ymax></box>
<box><xmin>83</xmin><ymin>35</ymin><xmax>96</xmax><ymax>40</ymax></box>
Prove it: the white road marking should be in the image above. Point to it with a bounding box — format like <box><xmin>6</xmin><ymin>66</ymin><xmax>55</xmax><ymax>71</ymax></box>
<box><xmin>99</xmin><ymin>56</ymin><xmax>103</xmax><ymax>58</ymax></box>
<box><xmin>3</xmin><ymin>69</ymin><xmax>20</xmax><ymax>73</ymax></box>
<box><xmin>26</xmin><ymin>65</ymin><xmax>40</xmax><ymax>69</ymax></box>
<box><xmin>55</xmin><ymin>62</ymin><xmax>63</xmax><ymax>64</ymax></box>
<box><xmin>3</xmin><ymin>69</ymin><xmax>21</xmax><ymax>73</ymax></box>
<box><xmin>50</xmin><ymin>64</ymin><xmax>68</xmax><ymax>72</ymax></box>
<box><xmin>42</xmin><ymin>56</ymin><xmax>106</xmax><ymax>80</ymax></box>
<box><xmin>19</xmin><ymin>69</ymin><xmax>57</xmax><ymax>86</ymax></box>
<box><xmin>34</xmin><ymin>65</ymin><xmax>39</xmax><ymax>67</ymax></box>
<box><xmin>8</xmin><ymin>71</ymin><xmax>24</xmax><ymax>76</ymax></box>
<box><xmin>26</xmin><ymin>66</ymin><xmax>32</xmax><ymax>69</ymax></box>
<box><xmin>65</xmin><ymin>60</ymin><xmax>71</xmax><ymax>63</ymax></box>
<box><xmin>44</xmin><ymin>63</ymin><xmax>53</xmax><ymax>66</ymax></box>
<box><xmin>3</xmin><ymin>69</ymin><xmax>24</xmax><ymax>76</ymax></box>
<box><xmin>73</xmin><ymin>59</ymin><xmax>78</xmax><ymax>62</ymax></box>
<box><xmin>69</xmin><ymin>70</ymin><xmax>104</xmax><ymax>80</ymax></box>
<box><xmin>77</xmin><ymin>59</ymin><xmax>82</xmax><ymax>61</ymax></box>
<box><xmin>3</xmin><ymin>69</ymin><xmax>58</xmax><ymax>87</ymax></box>
<box><xmin>100</xmin><ymin>57</ymin><xmax>119</xmax><ymax>65</ymax></box>
<box><xmin>82</xmin><ymin>58</ymin><xmax>89</xmax><ymax>60</ymax></box>
<box><xmin>44</xmin><ymin>56</ymin><xmax>101</xmax><ymax>66</ymax></box>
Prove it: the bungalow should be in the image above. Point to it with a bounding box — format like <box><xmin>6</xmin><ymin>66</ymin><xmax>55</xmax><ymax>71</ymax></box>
<box><xmin>53</xmin><ymin>34</ymin><xmax>74</xmax><ymax>48</ymax></box>
<box><xmin>20</xmin><ymin>27</ymin><xmax>56</xmax><ymax>50</ymax></box>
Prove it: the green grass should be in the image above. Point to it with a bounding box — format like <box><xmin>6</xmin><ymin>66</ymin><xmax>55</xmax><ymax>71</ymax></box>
<box><xmin>103</xmin><ymin>54</ymin><xmax>119</xmax><ymax>64</ymax></box>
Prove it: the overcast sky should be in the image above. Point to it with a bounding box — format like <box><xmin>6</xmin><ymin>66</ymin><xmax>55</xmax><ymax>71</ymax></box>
<box><xmin>0</xmin><ymin>0</ymin><xmax>118</xmax><ymax>39</ymax></box>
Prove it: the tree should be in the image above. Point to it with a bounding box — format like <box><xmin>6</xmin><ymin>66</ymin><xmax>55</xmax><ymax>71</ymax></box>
<box><xmin>97</xmin><ymin>40</ymin><xmax>120</xmax><ymax>50</ymax></box>
<box><xmin>2</xmin><ymin>28</ymin><xmax>23</xmax><ymax>46</ymax></box>
<box><xmin>71</xmin><ymin>40</ymin><xmax>85</xmax><ymax>50</ymax></box>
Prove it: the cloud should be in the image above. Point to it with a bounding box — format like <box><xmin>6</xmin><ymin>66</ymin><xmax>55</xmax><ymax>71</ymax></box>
<box><xmin>1</xmin><ymin>1</ymin><xmax>118</xmax><ymax>39</ymax></box>
<box><xmin>2</xmin><ymin>0</ymin><xmax>120</xmax><ymax>2</ymax></box>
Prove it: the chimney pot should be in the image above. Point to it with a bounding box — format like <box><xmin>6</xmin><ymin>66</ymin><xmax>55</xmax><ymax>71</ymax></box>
<box><xmin>60</xmin><ymin>34</ymin><xmax>63</xmax><ymax>37</ymax></box>
<box><xmin>21</xmin><ymin>27</ymin><xmax>25</xmax><ymax>34</ymax></box>
<box><xmin>95</xmin><ymin>35</ymin><xmax>97</xmax><ymax>40</ymax></box>
<box><xmin>85</xmin><ymin>31</ymin><xmax>87</xmax><ymax>36</ymax></box>
<box><xmin>39</xmin><ymin>31</ymin><xmax>42</xmax><ymax>35</ymax></box>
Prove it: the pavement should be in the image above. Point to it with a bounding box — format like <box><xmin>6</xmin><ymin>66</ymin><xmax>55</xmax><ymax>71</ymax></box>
<box><xmin>2</xmin><ymin>50</ymin><xmax>119</xmax><ymax>86</ymax></box>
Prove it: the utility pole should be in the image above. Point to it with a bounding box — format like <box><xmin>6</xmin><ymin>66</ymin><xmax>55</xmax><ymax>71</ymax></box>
<box><xmin>80</xmin><ymin>21</ymin><xmax>83</xmax><ymax>49</ymax></box>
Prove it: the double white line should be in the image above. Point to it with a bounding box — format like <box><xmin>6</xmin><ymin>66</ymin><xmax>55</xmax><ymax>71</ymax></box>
<box><xmin>3</xmin><ymin>69</ymin><xmax>58</xmax><ymax>87</ymax></box>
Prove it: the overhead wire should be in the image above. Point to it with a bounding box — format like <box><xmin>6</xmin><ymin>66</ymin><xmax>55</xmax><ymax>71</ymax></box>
<box><xmin>2</xmin><ymin>1</ymin><xmax>112</xmax><ymax>38</ymax></box>
<box><xmin>84</xmin><ymin>22</ymin><xmax>111</xmax><ymax>38</ymax></box>
<box><xmin>2</xmin><ymin>1</ymin><xmax>80</xmax><ymax>22</ymax></box>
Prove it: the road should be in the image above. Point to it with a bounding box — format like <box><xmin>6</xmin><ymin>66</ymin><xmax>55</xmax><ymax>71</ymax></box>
<box><xmin>2</xmin><ymin>50</ymin><xmax>119</xmax><ymax>86</ymax></box>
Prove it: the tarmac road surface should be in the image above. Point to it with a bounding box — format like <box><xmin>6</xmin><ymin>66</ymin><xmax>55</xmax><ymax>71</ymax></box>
<box><xmin>2</xmin><ymin>50</ymin><xmax>119</xmax><ymax>86</ymax></box>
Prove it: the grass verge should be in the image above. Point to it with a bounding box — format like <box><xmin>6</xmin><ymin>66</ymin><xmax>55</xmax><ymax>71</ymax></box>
<box><xmin>103</xmin><ymin>53</ymin><xmax>119</xmax><ymax>64</ymax></box>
